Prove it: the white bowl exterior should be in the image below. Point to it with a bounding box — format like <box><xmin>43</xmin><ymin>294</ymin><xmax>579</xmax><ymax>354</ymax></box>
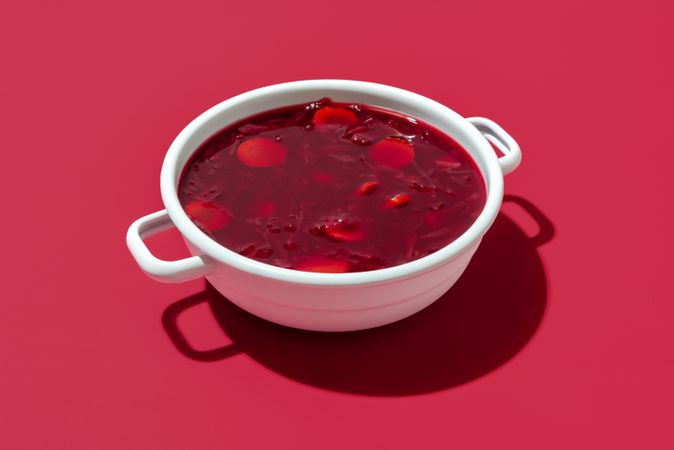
<box><xmin>188</xmin><ymin>240</ymin><xmax>479</xmax><ymax>331</ymax></box>
<box><xmin>160</xmin><ymin>80</ymin><xmax>506</xmax><ymax>331</ymax></box>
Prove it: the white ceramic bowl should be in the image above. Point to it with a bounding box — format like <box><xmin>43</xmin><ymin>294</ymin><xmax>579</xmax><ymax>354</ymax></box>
<box><xmin>126</xmin><ymin>80</ymin><xmax>521</xmax><ymax>331</ymax></box>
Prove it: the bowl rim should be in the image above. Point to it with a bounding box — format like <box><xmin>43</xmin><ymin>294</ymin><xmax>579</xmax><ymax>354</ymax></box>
<box><xmin>160</xmin><ymin>79</ymin><xmax>504</xmax><ymax>286</ymax></box>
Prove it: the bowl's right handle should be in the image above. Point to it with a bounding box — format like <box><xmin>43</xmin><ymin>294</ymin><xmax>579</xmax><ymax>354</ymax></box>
<box><xmin>126</xmin><ymin>209</ymin><xmax>214</xmax><ymax>283</ymax></box>
<box><xmin>467</xmin><ymin>117</ymin><xmax>522</xmax><ymax>175</ymax></box>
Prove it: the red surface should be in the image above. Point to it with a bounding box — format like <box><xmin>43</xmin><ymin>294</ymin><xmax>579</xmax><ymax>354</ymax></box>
<box><xmin>1</xmin><ymin>1</ymin><xmax>672</xmax><ymax>448</ymax></box>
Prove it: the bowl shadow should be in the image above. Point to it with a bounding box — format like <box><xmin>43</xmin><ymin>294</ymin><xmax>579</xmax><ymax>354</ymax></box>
<box><xmin>162</xmin><ymin>195</ymin><xmax>553</xmax><ymax>396</ymax></box>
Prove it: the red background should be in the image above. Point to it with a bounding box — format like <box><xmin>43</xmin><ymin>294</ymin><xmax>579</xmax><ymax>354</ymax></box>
<box><xmin>2</xmin><ymin>1</ymin><xmax>673</xmax><ymax>448</ymax></box>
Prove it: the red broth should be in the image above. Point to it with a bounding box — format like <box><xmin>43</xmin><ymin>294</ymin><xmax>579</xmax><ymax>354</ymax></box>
<box><xmin>178</xmin><ymin>99</ymin><xmax>486</xmax><ymax>273</ymax></box>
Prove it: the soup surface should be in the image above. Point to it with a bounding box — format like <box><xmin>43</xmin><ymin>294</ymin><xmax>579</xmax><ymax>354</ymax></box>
<box><xmin>178</xmin><ymin>99</ymin><xmax>486</xmax><ymax>273</ymax></box>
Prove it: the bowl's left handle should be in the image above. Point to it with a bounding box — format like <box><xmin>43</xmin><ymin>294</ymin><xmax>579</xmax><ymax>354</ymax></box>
<box><xmin>126</xmin><ymin>210</ymin><xmax>214</xmax><ymax>283</ymax></box>
<box><xmin>467</xmin><ymin>117</ymin><xmax>522</xmax><ymax>175</ymax></box>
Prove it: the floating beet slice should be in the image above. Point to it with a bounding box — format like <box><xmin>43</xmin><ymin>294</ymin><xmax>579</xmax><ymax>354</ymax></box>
<box><xmin>312</xmin><ymin>106</ymin><xmax>359</xmax><ymax>126</ymax></box>
<box><xmin>435</xmin><ymin>155</ymin><xmax>462</xmax><ymax>169</ymax></box>
<box><xmin>369</xmin><ymin>137</ymin><xmax>415</xmax><ymax>169</ymax></box>
<box><xmin>325</xmin><ymin>218</ymin><xmax>365</xmax><ymax>242</ymax></box>
<box><xmin>294</xmin><ymin>257</ymin><xmax>350</xmax><ymax>273</ymax></box>
<box><xmin>356</xmin><ymin>180</ymin><xmax>380</xmax><ymax>196</ymax></box>
<box><xmin>384</xmin><ymin>193</ymin><xmax>411</xmax><ymax>208</ymax></box>
<box><xmin>236</xmin><ymin>137</ymin><xmax>287</xmax><ymax>167</ymax></box>
<box><xmin>184</xmin><ymin>201</ymin><xmax>231</xmax><ymax>231</ymax></box>
<box><xmin>249</xmin><ymin>200</ymin><xmax>276</xmax><ymax>218</ymax></box>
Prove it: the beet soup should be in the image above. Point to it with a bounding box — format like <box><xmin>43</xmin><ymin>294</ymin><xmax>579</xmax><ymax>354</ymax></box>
<box><xmin>177</xmin><ymin>99</ymin><xmax>486</xmax><ymax>273</ymax></box>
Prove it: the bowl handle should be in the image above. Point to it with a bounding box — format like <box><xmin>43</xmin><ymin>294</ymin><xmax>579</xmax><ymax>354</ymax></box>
<box><xmin>126</xmin><ymin>210</ymin><xmax>214</xmax><ymax>283</ymax></box>
<box><xmin>466</xmin><ymin>117</ymin><xmax>522</xmax><ymax>175</ymax></box>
